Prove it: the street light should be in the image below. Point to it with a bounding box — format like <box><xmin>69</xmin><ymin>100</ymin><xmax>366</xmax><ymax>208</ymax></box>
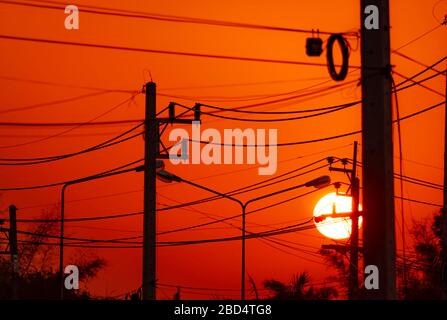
<box><xmin>156</xmin><ymin>169</ymin><xmax>330</xmax><ymax>300</ymax></box>
<box><xmin>59</xmin><ymin>160</ymin><xmax>164</xmax><ymax>300</ymax></box>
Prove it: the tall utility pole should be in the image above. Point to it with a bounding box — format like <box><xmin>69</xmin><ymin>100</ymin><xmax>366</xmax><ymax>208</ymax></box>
<box><xmin>9</xmin><ymin>205</ymin><xmax>18</xmax><ymax>299</ymax></box>
<box><xmin>143</xmin><ymin>82</ymin><xmax>157</xmax><ymax>300</ymax></box>
<box><xmin>350</xmin><ymin>143</ymin><xmax>360</xmax><ymax>299</ymax></box>
<box><xmin>443</xmin><ymin>62</ymin><xmax>447</xmax><ymax>299</ymax></box>
<box><xmin>361</xmin><ymin>0</ymin><xmax>397</xmax><ymax>299</ymax></box>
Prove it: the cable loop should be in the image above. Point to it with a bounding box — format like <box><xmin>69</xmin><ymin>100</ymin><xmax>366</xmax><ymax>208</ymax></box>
<box><xmin>326</xmin><ymin>34</ymin><xmax>349</xmax><ymax>81</ymax></box>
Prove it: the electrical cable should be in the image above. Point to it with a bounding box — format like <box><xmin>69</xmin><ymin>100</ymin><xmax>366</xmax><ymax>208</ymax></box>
<box><xmin>393</xmin><ymin>70</ymin><xmax>445</xmax><ymax>97</ymax></box>
<box><xmin>392</xmin><ymin>75</ymin><xmax>408</xmax><ymax>296</ymax></box>
<box><xmin>0</xmin><ymin>158</ymin><xmax>143</xmax><ymax>191</ymax></box>
<box><xmin>0</xmin><ymin>34</ymin><xmax>358</xmax><ymax>68</ymax></box>
<box><xmin>392</xmin><ymin>51</ymin><xmax>445</xmax><ymax>75</ymax></box>
<box><xmin>326</xmin><ymin>34</ymin><xmax>349</xmax><ymax>81</ymax></box>
<box><xmin>393</xmin><ymin>55</ymin><xmax>447</xmax><ymax>89</ymax></box>
<box><xmin>0</xmin><ymin>122</ymin><xmax>144</xmax><ymax>165</ymax></box>
<box><xmin>187</xmin><ymin>100</ymin><xmax>444</xmax><ymax>147</ymax></box>
<box><xmin>0</xmin><ymin>93</ymin><xmax>141</xmax><ymax>149</ymax></box>
<box><xmin>392</xmin><ymin>24</ymin><xmax>444</xmax><ymax>52</ymax></box>
<box><xmin>0</xmin><ymin>119</ymin><xmax>143</xmax><ymax>127</ymax></box>
<box><xmin>2</xmin><ymin>0</ymin><xmax>358</xmax><ymax>37</ymax></box>
<box><xmin>15</xmin><ymin>145</ymin><xmax>350</xmax><ymax>211</ymax></box>
<box><xmin>0</xmin><ymin>90</ymin><xmax>135</xmax><ymax>115</ymax></box>
<box><xmin>394</xmin><ymin>196</ymin><xmax>442</xmax><ymax>208</ymax></box>
<box><xmin>181</xmin><ymin>102</ymin><xmax>356</xmax><ymax>122</ymax></box>
<box><xmin>195</xmin><ymin>100</ymin><xmax>360</xmax><ymax>115</ymax></box>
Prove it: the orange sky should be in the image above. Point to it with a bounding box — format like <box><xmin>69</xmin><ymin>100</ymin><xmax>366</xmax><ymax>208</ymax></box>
<box><xmin>0</xmin><ymin>0</ymin><xmax>446</xmax><ymax>299</ymax></box>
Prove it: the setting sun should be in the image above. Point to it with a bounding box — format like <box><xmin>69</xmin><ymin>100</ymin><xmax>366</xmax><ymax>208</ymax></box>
<box><xmin>313</xmin><ymin>192</ymin><xmax>362</xmax><ymax>240</ymax></box>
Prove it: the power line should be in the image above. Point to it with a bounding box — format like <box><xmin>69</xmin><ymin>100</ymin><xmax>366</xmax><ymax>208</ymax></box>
<box><xmin>16</xmin><ymin>210</ymin><xmax>143</xmax><ymax>223</ymax></box>
<box><xmin>0</xmin><ymin>75</ymin><xmax>136</xmax><ymax>93</ymax></box>
<box><xmin>0</xmin><ymin>122</ymin><xmax>144</xmax><ymax>165</ymax></box>
<box><xmin>158</xmin><ymin>76</ymin><xmax>338</xmax><ymax>91</ymax></box>
<box><xmin>392</xmin><ymin>24</ymin><xmax>444</xmax><ymax>52</ymax></box>
<box><xmin>195</xmin><ymin>100</ymin><xmax>360</xmax><ymax>115</ymax></box>
<box><xmin>0</xmin><ymin>119</ymin><xmax>143</xmax><ymax>127</ymax></box>
<box><xmin>161</xmin><ymin>77</ymin><xmax>360</xmax><ymax>104</ymax></box>
<box><xmin>0</xmin><ymin>158</ymin><xmax>143</xmax><ymax>191</ymax></box>
<box><xmin>392</xmin><ymin>75</ymin><xmax>408</xmax><ymax>294</ymax></box>
<box><xmin>0</xmin><ymin>34</ymin><xmax>361</xmax><ymax>68</ymax></box>
<box><xmin>393</xmin><ymin>51</ymin><xmax>445</xmax><ymax>74</ymax></box>
<box><xmin>0</xmin><ymin>90</ymin><xmax>134</xmax><ymax>115</ymax></box>
<box><xmin>6</xmin><ymin>217</ymin><xmax>343</xmax><ymax>251</ymax></box>
<box><xmin>0</xmin><ymin>78</ymin><xmax>360</xmax><ymax>128</ymax></box>
<box><xmin>12</xmin><ymin>185</ymin><xmax>327</xmax><ymax>245</ymax></box>
<box><xmin>14</xmin><ymin>158</ymin><xmax>330</xmax><ymax>226</ymax></box>
<box><xmin>10</xmin><ymin>215</ymin><xmax>318</xmax><ymax>247</ymax></box>
<box><xmin>395</xmin><ymin>196</ymin><xmax>442</xmax><ymax>208</ymax></box>
<box><xmin>400</xmin><ymin>157</ymin><xmax>443</xmax><ymax>170</ymax></box>
<box><xmin>157</xmin><ymin>188</ymin><xmax>324</xmax><ymax>236</ymax></box>
<box><xmin>397</xmin><ymin>176</ymin><xmax>443</xmax><ymax>190</ymax></box>
<box><xmin>346</xmin><ymin>158</ymin><xmax>443</xmax><ymax>189</ymax></box>
<box><xmin>393</xmin><ymin>70</ymin><xmax>445</xmax><ymax>97</ymax></box>
<box><xmin>1</xmin><ymin>0</ymin><xmax>357</xmax><ymax>37</ymax></box>
<box><xmin>14</xmin><ymin>144</ymin><xmax>351</xmax><ymax>211</ymax></box>
<box><xmin>0</xmin><ymin>93</ymin><xmax>141</xmax><ymax>149</ymax></box>
<box><xmin>160</xmin><ymin>164</ymin><xmax>330</xmax><ymax>213</ymax></box>
<box><xmin>187</xmin><ymin>99</ymin><xmax>444</xmax><ymax>148</ymax></box>
<box><xmin>181</xmin><ymin>102</ymin><xmax>357</xmax><ymax>122</ymax></box>
<box><xmin>157</xmin><ymin>193</ymin><xmax>326</xmax><ymax>264</ymax></box>
<box><xmin>18</xmin><ymin>188</ymin><xmax>142</xmax><ymax>211</ymax></box>
<box><xmin>0</xmin><ymin>131</ymin><xmax>125</xmax><ymax>139</ymax></box>
<box><xmin>392</xmin><ymin>55</ymin><xmax>447</xmax><ymax>90</ymax></box>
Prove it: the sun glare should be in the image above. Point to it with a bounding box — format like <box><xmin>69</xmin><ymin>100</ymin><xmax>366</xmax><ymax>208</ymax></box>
<box><xmin>313</xmin><ymin>192</ymin><xmax>362</xmax><ymax>240</ymax></box>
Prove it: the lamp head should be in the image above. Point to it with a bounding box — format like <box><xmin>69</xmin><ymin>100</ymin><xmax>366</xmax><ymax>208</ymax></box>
<box><xmin>305</xmin><ymin>175</ymin><xmax>331</xmax><ymax>189</ymax></box>
<box><xmin>157</xmin><ymin>170</ymin><xmax>182</xmax><ymax>183</ymax></box>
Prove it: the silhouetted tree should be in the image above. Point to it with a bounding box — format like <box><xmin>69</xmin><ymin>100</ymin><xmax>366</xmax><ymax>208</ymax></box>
<box><xmin>0</xmin><ymin>208</ymin><xmax>106</xmax><ymax>299</ymax></box>
<box><xmin>402</xmin><ymin>210</ymin><xmax>445</xmax><ymax>299</ymax></box>
<box><xmin>263</xmin><ymin>271</ymin><xmax>338</xmax><ymax>300</ymax></box>
<box><xmin>318</xmin><ymin>210</ymin><xmax>447</xmax><ymax>300</ymax></box>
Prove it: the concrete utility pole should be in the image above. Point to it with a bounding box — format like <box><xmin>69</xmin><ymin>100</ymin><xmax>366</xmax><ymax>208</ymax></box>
<box><xmin>350</xmin><ymin>143</ymin><xmax>360</xmax><ymax>299</ymax></box>
<box><xmin>143</xmin><ymin>82</ymin><xmax>157</xmax><ymax>300</ymax></box>
<box><xmin>9</xmin><ymin>205</ymin><xmax>18</xmax><ymax>299</ymax></box>
<box><xmin>361</xmin><ymin>0</ymin><xmax>397</xmax><ymax>299</ymax></box>
<box><xmin>443</xmin><ymin>62</ymin><xmax>447</xmax><ymax>299</ymax></box>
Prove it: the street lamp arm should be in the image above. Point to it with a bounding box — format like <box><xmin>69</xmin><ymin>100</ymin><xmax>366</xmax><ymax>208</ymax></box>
<box><xmin>244</xmin><ymin>183</ymin><xmax>307</xmax><ymax>209</ymax></box>
<box><xmin>178</xmin><ymin>177</ymin><xmax>244</xmax><ymax>209</ymax></box>
<box><xmin>59</xmin><ymin>164</ymin><xmax>143</xmax><ymax>300</ymax></box>
<box><xmin>65</xmin><ymin>165</ymin><xmax>143</xmax><ymax>187</ymax></box>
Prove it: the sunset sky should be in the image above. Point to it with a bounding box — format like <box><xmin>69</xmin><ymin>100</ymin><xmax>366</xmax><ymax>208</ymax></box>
<box><xmin>0</xmin><ymin>0</ymin><xmax>446</xmax><ymax>299</ymax></box>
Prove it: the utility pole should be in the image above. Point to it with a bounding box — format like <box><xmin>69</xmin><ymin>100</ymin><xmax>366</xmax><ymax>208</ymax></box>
<box><xmin>361</xmin><ymin>0</ymin><xmax>397</xmax><ymax>299</ymax></box>
<box><xmin>9</xmin><ymin>205</ymin><xmax>18</xmax><ymax>300</ymax></box>
<box><xmin>327</xmin><ymin>142</ymin><xmax>360</xmax><ymax>298</ymax></box>
<box><xmin>442</xmin><ymin>61</ymin><xmax>447</xmax><ymax>299</ymax></box>
<box><xmin>350</xmin><ymin>144</ymin><xmax>360</xmax><ymax>299</ymax></box>
<box><xmin>143</xmin><ymin>82</ymin><xmax>157</xmax><ymax>300</ymax></box>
